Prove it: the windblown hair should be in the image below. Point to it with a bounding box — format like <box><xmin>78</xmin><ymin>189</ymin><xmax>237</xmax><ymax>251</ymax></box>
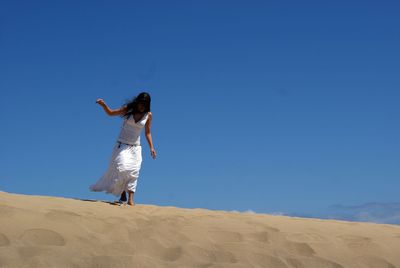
<box><xmin>122</xmin><ymin>92</ymin><xmax>151</xmax><ymax>120</ymax></box>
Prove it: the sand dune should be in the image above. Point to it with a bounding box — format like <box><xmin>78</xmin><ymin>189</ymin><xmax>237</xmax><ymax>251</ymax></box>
<box><xmin>1</xmin><ymin>191</ymin><xmax>400</xmax><ymax>267</ymax></box>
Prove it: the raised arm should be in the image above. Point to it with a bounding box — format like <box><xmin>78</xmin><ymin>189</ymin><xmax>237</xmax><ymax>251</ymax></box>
<box><xmin>96</xmin><ymin>98</ymin><xmax>127</xmax><ymax>116</ymax></box>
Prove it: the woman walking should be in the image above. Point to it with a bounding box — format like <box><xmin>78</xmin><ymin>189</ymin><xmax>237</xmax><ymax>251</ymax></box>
<box><xmin>90</xmin><ymin>92</ymin><xmax>156</xmax><ymax>206</ymax></box>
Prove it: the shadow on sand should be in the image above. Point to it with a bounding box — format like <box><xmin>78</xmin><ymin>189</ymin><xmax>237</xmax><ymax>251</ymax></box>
<box><xmin>77</xmin><ymin>199</ymin><xmax>125</xmax><ymax>206</ymax></box>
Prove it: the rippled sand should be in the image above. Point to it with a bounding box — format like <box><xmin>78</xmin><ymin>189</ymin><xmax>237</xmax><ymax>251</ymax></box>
<box><xmin>1</xmin><ymin>191</ymin><xmax>400</xmax><ymax>267</ymax></box>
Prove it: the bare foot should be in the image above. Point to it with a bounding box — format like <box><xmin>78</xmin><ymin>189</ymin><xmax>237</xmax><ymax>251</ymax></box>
<box><xmin>119</xmin><ymin>191</ymin><xmax>127</xmax><ymax>202</ymax></box>
<box><xmin>127</xmin><ymin>191</ymin><xmax>135</xmax><ymax>206</ymax></box>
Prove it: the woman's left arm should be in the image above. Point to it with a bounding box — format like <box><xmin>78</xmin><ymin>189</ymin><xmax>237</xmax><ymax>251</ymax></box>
<box><xmin>145</xmin><ymin>112</ymin><xmax>157</xmax><ymax>159</ymax></box>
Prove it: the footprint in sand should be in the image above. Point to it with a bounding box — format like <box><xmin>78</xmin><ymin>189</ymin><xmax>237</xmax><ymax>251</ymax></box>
<box><xmin>284</xmin><ymin>241</ymin><xmax>315</xmax><ymax>257</ymax></box>
<box><xmin>131</xmin><ymin>237</ymin><xmax>184</xmax><ymax>262</ymax></box>
<box><xmin>20</xmin><ymin>229</ymin><xmax>65</xmax><ymax>246</ymax></box>
<box><xmin>150</xmin><ymin>245</ymin><xmax>184</xmax><ymax>262</ymax></box>
<box><xmin>247</xmin><ymin>225</ymin><xmax>283</xmax><ymax>244</ymax></box>
<box><xmin>184</xmin><ymin>244</ymin><xmax>218</xmax><ymax>263</ymax></box>
<box><xmin>251</xmin><ymin>254</ymin><xmax>288</xmax><ymax>268</ymax></box>
<box><xmin>210</xmin><ymin>250</ymin><xmax>237</xmax><ymax>263</ymax></box>
<box><xmin>248</xmin><ymin>231</ymin><xmax>270</xmax><ymax>243</ymax></box>
<box><xmin>247</xmin><ymin>221</ymin><xmax>280</xmax><ymax>232</ymax></box>
<box><xmin>337</xmin><ymin>235</ymin><xmax>372</xmax><ymax>249</ymax></box>
<box><xmin>208</xmin><ymin>230</ymin><xmax>244</xmax><ymax>243</ymax></box>
<box><xmin>44</xmin><ymin>209</ymin><xmax>81</xmax><ymax>221</ymax></box>
<box><xmin>285</xmin><ymin>232</ymin><xmax>327</xmax><ymax>243</ymax></box>
<box><xmin>0</xmin><ymin>233</ymin><xmax>10</xmax><ymax>246</ymax></box>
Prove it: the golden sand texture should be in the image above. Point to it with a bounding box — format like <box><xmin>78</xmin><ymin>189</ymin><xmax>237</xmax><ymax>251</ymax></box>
<box><xmin>1</xmin><ymin>191</ymin><xmax>400</xmax><ymax>267</ymax></box>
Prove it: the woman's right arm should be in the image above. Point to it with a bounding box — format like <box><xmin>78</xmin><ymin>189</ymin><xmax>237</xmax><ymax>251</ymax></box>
<box><xmin>96</xmin><ymin>98</ymin><xmax>127</xmax><ymax>116</ymax></box>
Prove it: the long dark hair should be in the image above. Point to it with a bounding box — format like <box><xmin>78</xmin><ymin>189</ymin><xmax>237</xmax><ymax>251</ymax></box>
<box><xmin>122</xmin><ymin>92</ymin><xmax>151</xmax><ymax>120</ymax></box>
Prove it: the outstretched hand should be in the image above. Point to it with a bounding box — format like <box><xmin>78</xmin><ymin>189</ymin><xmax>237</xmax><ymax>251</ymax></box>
<box><xmin>96</xmin><ymin>98</ymin><xmax>105</xmax><ymax>106</ymax></box>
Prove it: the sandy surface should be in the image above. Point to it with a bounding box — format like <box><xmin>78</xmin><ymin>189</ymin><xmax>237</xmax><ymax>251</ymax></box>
<box><xmin>1</xmin><ymin>191</ymin><xmax>400</xmax><ymax>268</ymax></box>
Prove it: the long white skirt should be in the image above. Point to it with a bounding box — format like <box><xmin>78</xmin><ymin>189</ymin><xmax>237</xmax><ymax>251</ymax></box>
<box><xmin>90</xmin><ymin>142</ymin><xmax>143</xmax><ymax>196</ymax></box>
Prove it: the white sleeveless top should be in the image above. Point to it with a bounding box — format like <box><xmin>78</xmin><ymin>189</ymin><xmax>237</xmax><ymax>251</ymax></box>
<box><xmin>117</xmin><ymin>112</ymin><xmax>149</xmax><ymax>146</ymax></box>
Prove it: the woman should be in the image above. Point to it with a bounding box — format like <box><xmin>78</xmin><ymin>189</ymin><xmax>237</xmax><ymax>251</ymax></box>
<box><xmin>90</xmin><ymin>92</ymin><xmax>156</xmax><ymax>206</ymax></box>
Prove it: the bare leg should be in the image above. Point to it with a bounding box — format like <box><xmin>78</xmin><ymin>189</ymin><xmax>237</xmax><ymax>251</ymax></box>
<box><xmin>127</xmin><ymin>190</ymin><xmax>135</xmax><ymax>206</ymax></box>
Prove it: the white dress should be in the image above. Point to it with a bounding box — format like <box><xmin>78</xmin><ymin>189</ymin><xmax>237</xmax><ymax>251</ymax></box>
<box><xmin>90</xmin><ymin>112</ymin><xmax>149</xmax><ymax>196</ymax></box>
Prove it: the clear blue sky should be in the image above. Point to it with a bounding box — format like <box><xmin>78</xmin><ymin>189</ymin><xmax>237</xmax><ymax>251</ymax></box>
<box><xmin>1</xmin><ymin>1</ymin><xmax>399</xmax><ymax>217</ymax></box>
